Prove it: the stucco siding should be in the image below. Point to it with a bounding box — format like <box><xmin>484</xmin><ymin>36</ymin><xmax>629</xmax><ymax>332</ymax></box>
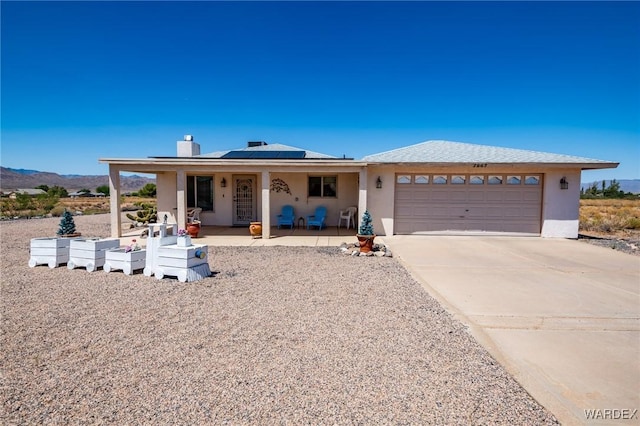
<box><xmin>541</xmin><ymin>169</ymin><xmax>581</xmax><ymax>238</ymax></box>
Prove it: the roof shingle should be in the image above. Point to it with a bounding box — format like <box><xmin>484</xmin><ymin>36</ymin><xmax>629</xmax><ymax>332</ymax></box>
<box><xmin>361</xmin><ymin>140</ymin><xmax>617</xmax><ymax>165</ymax></box>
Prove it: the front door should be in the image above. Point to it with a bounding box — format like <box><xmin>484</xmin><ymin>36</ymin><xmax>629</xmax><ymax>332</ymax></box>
<box><xmin>233</xmin><ymin>175</ymin><xmax>257</xmax><ymax>226</ymax></box>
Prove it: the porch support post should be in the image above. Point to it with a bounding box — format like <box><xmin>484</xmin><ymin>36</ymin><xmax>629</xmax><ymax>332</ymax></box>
<box><xmin>261</xmin><ymin>170</ymin><xmax>271</xmax><ymax>239</ymax></box>
<box><xmin>108</xmin><ymin>165</ymin><xmax>121</xmax><ymax>238</ymax></box>
<box><xmin>358</xmin><ymin>167</ymin><xmax>367</xmax><ymax>230</ymax></box>
<box><xmin>176</xmin><ymin>169</ymin><xmax>187</xmax><ymax>228</ymax></box>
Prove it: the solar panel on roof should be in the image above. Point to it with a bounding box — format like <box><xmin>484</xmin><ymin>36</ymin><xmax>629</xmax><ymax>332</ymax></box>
<box><xmin>221</xmin><ymin>151</ymin><xmax>306</xmax><ymax>159</ymax></box>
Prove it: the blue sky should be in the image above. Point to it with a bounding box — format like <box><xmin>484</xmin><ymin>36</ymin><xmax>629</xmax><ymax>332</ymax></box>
<box><xmin>2</xmin><ymin>1</ymin><xmax>639</xmax><ymax>182</ymax></box>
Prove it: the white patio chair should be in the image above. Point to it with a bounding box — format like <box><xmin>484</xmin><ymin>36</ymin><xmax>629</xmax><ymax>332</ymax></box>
<box><xmin>338</xmin><ymin>206</ymin><xmax>357</xmax><ymax>230</ymax></box>
<box><xmin>187</xmin><ymin>207</ymin><xmax>202</xmax><ymax>223</ymax></box>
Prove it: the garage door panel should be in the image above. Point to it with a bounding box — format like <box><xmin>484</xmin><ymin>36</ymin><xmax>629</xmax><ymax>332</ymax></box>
<box><xmin>429</xmin><ymin>190</ymin><xmax>450</xmax><ymax>201</ymax></box>
<box><xmin>486</xmin><ymin>190</ymin><xmax>504</xmax><ymax>201</ymax></box>
<box><xmin>523</xmin><ymin>191</ymin><xmax>542</xmax><ymax>202</ymax></box>
<box><xmin>503</xmin><ymin>191</ymin><xmax>524</xmax><ymax>201</ymax></box>
<box><xmin>449</xmin><ymin>190</ymin><xmax>468</xmax><ymax>201</ymax></box>
<box><xmin>394</xmin><ymin>174</ymin><xmax>542</xmax><ymax>234</ymax></box>
<box><xmin>468</xmin><ymin>191</ymin><xmax>485</xmax><ymax>202</ymax></box>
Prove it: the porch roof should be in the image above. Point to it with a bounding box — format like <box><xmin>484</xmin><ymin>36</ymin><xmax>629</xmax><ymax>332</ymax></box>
<box><xmin>98</xmin><ymin>157</ymin><xmax>367</xmax><ymax>174</ymax></box>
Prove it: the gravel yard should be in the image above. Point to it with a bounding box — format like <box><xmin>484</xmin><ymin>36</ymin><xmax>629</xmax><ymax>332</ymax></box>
<box><xmin>1</xmin><ymin>215</ymin><xmax>558</xmax><ymax>424</ymax></box>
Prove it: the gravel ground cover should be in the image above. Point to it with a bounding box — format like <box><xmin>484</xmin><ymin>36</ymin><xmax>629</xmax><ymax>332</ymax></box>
<box><xmin>1</xmin><ymin>215</ymin><xmax>558</xmax><ymax>425</ymax></box>
<box><xmin>578</xmin><ymin>233</ymin><xmax>640</xmax><ymax>257</ymax></box>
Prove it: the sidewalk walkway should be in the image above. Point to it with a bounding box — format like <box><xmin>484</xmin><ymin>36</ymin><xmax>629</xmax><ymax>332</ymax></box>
<box><xmin>124</xmin><ymin>225</ymin><xmax>375</xmax><ymax>248</ymax></box>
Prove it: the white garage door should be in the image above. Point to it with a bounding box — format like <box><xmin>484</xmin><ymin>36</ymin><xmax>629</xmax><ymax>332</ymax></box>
<box><xmin>394</xmin><ymin>174</ymin><xmax>542</xmax><ymax>234</ymax></box>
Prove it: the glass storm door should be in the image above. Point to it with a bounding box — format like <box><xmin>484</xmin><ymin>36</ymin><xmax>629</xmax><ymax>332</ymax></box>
<box><xmin>233</xmin><ymin>175</ymin><xmax>256</xmax><ymax>225</ymax></box>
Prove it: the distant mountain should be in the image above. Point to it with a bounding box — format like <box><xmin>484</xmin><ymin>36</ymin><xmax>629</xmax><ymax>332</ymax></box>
<box><xmin>581</xmin><ymin>179</ymin><xmax>640</xmax><ymax>194</ymax></box>
<box><xmin>0</xmin><ymin>167</ymin><xmax>155</xmax><ymax>193</ymax></box>
<box><xmin>7</xmin><ymin>168</ymin><xmax>41</xmax><ymax>175</ymax></box>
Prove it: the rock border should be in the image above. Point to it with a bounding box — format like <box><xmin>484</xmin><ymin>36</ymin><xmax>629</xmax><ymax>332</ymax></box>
<box><xmin>339</xmin><ymin>242</ymin><xmax>392</xmax><ymax>257</ymax></box>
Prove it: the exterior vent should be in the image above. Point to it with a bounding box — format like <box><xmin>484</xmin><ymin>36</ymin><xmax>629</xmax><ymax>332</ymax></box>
<box><xmin>247</xmin><ymin>141</ymin><xmax>267</xmax><ymax>147</ymax></box>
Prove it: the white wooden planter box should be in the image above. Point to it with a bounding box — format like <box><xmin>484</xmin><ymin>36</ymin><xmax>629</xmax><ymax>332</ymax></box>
<box><xmin>176</xmin><ymin>236</ymin><xmax>192</xmax><ymax>247</ymax></box>
<box><xmin>28</xmin><ymin>237</ymin><xmax>75</xmax><ymax>268</ymax></box>
<box><xmin>68</xmin><ymin>238</ymin><xmax>120</xmax><ymax>272</ymax></box>
<box><xmin>104</xmin><ymin>248</ymin><xmax>146</xmax><ymax>275</ymax></box>
<box><xmin>154</xmin><ymin>244</ymin><xmax>210</xmax><ymax>282</ymax></box>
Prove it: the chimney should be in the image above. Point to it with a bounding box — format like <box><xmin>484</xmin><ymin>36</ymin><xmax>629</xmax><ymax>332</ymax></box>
<box><xmin>247</xmin><ymin>141</ymin><xmax>267</xmax><ymax>147</ymax></box>
<box><xmin>177</xmin><ymin>135</ymin><xmax>200</xmax><ymax>157</ymax></box>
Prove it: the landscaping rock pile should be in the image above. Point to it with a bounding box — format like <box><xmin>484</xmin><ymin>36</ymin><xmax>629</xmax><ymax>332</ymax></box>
<box><xmin>339</xmin><ymin>241</ymin><xmax>392</xmax><ymax>257</ymax></box>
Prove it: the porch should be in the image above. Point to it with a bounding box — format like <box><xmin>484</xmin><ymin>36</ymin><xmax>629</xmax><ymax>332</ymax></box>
<box><xmin>122</xmin><ymin>223</ymin><xmax>368</xmax><ymax>247</ymax></box>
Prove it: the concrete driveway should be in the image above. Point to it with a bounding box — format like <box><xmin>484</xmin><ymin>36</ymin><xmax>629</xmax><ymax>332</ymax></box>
<box><xmin>384</xmin><ymin>235</ymin><xmax>640</xmax><ymax>426</ymax></box>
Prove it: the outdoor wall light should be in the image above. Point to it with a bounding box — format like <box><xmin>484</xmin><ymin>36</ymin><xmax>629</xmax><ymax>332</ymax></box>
<box><xmin>220</xmin><ymin>177</ymin><xmax>227</xmax><ymax>188</ymax></box>
<box><xmin>560</xmin><ymin>177</ymin><xmax>568</xmax><ymax>190</ymax></box>
<box><xmin>376</xmin><ymin>176</ymin><xmax>383</xmax><ymax>189</ymax></box>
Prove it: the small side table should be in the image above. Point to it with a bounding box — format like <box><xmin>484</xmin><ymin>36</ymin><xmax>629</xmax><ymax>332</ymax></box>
<box><xmin>298</xmin><ymin>217</ymin><xmax>305</xmax><ymax>229</ymax></box>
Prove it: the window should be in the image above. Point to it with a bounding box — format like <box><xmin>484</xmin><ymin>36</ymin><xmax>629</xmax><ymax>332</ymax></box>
<box><xmin>415</xmin><ymin>175</ymin><xmax>429</xmax><ymax>184</ymax></box>
<box><xmin>507</xmin><ymin>175</ymin><xmax>521</xmax><ymax>185</ymax></box>
<box><xmin>470</xmin><ymin>175</ymin><xmax>485</xmax><ymax>185</ymax></box>
<box><xmin>308</xmin><ymin>176</ymin><xmax>337</xmax><ymax>197</ymax></box>
<box><xmin>525</xmin><ymin>175</ymin><xmax>540</xmax><ymax>185</ymax></box>
<box><xmin>396</xmin><ymin>175</ymin><xmax>411</xmax><ymax>184</ymax></box>
<box><xmin>451</xmin><ymin>175</ymin><xmax>466</xmax><ymax>184</ymax></box>
<box><xmin>433</xmin><ymin>175</ymin><xmax>447</xmax><ymax>184</ymax></box>
<box><xmin>488</xmin><ymin>175</ymin><xmax>503</xmax><ymax>185</ymax></box>
<box><xmin>187</xmin><ymin>176</ymin><xmax>214</xmax><ymax>211</ymax></box>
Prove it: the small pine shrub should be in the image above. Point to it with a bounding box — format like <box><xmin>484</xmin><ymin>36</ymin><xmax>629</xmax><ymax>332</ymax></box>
<box><xmin>358</xmin><ymin>210</ymin><xmax>375</xmax><ymax>235</ymax></box>
<box><xmin>57</xmin><ymin>210</ymin><xmax>77</xmax><ymax>236</ymax></box>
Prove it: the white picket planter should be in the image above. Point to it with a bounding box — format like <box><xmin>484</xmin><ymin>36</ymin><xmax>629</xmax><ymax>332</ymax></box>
<box><xmin>28</xmin><ymin>237</ymin><xmax>75</xmax><ymax>268</ymax></box>
<box><xmin>68</xmin><ymin>238</ymin><xmax>120</xmax><ymax>272</ymax></box>
<box><xmin>104</xmin><ymin>248</ymin><xmax>146</xmax><ymax>275</ymax></box>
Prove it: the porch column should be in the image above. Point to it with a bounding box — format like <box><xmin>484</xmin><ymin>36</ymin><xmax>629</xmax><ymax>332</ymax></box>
<box><xmin>108</xmin><ymin>166</ymin><xmax>121</xmax><ymax>238</ymax></box>
<box><xmin>358</xmin><ymin>168</ymin><xmax>368</xmax><ymax>230</ymax></box>
<box><xmin>261</xmin><ymin>170</ymin><xmax>271</xmax><ymax>239</ymax></box>
<box><xmin>176</xmin><ymin>169</ymin><xmax>187</xmax><ymax>228</ymax></box>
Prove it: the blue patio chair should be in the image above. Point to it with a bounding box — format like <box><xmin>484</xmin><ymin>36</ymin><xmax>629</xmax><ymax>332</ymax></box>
<box><xmin>306</xmin><ymin>206</ymin><xmax>327</xmax><ymax>230</ymax></box>
<box><xmin>277</xmin><ymin>205</ymin><xmax>295</xmax><ymax>229</ymax></box>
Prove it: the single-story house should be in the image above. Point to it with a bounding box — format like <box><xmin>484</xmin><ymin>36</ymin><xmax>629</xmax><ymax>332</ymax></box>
<box><xmin>99</xmin><ymin>136</ymin><xmax>618</xmax><ymax>239</ymax></box>
<box><xmin>69</xmin><ymin>191</ymin><xmax>106</xmax><ymax>198</ymax></box>
<box><xmin>6</xmin><ymin>188</ymin><xmax>47</xmax><ymax>198</ymax></box>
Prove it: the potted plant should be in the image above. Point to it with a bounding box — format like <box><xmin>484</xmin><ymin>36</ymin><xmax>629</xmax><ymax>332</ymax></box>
<box><xmin>176</xmin><ymin>228</ymin><xmax>192</xmax><ymax>247</ymax></box>
<box><xmin>186</xmin><ymin>220</ymin><xmax>201</xmax><ymax>238</ymax></box>
<box><xmin>356</xmin><ymin>210</ymin><xmax>376</xmax><ymax>253</ymax></box>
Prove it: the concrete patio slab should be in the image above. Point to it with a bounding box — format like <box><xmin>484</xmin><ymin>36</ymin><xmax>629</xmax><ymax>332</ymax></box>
<box><xmin>385</xmin><ymin>235</ymin><xmax>640</xmax><ymax>426</ymax></box>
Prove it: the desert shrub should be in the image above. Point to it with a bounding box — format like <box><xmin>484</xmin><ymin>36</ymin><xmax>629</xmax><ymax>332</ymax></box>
<box><xmin>626</xmin><ymin>218</ymin><xmax>640</xmax><ymax>229</ymax></box>
<box><xmin>32</xmin><ymin>194</ymin><xmax>59</xmax><ymax>213</ymax></box>
<box><xmin>50</xmin><ymin>206</ymin><xmax>67</xmax><ymax>217</ymax></box>
<box><xmin>580</xmin><ymin>199</ymin><xmax>640</xmax><ymax>233</ymax></box>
